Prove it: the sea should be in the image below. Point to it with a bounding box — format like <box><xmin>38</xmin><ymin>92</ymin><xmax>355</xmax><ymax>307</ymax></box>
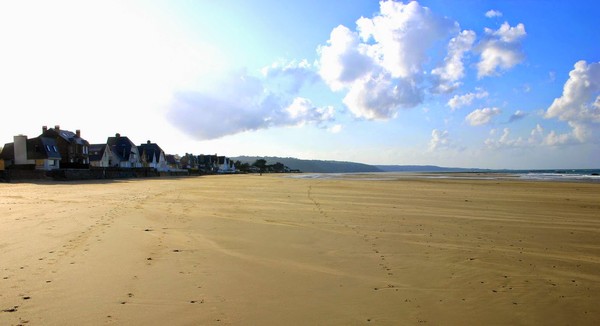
<box><xmin>288</xmin><ymin>169</ymin><xmax>600</xmax><ymax>183</ymax></box>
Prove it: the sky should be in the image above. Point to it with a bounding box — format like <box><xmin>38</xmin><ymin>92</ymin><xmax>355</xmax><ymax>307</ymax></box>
<box><xmin>1</xmin><ymin>0</ymin><xmax>599</xmax><ymax>169</ymax></box>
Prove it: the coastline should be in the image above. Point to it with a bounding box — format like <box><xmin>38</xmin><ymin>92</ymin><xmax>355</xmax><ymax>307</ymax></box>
<box><xmin>1</xmin><ymin>175</ymin><xmax>599</xmax><ymax>325</ymax></box>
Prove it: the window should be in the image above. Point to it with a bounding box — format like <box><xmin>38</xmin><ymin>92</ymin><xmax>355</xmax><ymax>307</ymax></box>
<box><xmin>53</xmin><ymin>145</ymin><xmax>58</xmax><ymax>152</ymax></box>
<box><xmin>46</xmin><ymin>145</ymin><xmax>51</xmax><ymax>152</ymax></box>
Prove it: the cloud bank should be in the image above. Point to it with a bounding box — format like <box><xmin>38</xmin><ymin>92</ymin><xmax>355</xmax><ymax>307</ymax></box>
<box><xmin>166</xmin><ymin>71</ymin><xmax>334</xmax><ymax>140</ymax></box>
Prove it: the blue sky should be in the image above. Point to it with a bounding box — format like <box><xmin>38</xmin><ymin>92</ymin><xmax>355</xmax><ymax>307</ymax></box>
<box><xmin>1</xmin><ymin>0</ymin><xmax>599</xmax><ymax>169</ymax></box>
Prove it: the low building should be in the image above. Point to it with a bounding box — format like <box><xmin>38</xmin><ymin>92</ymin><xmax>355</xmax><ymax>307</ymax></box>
<box><xmin>138</xmin><ymin>140</ymin><xmax>168</xmax><ymax>171</ymax></box>
<box><xmin>165</xmin><ymin>154</ymin><xmax>180</xmax><ymax>170</ymax></box>
<box><xmin>89</xmin><ymin>144</ymin><xmax>113</xmax><ymax>167</ymax></box>
<box><xmin>198</xmin><ymin>154</ymin><xmax>218</xmax><ymax>173</ymax></box>
<box><xmin>106</xmin><ymin>133</ymin><xmax>141</xmax><ymax>168</ymax></box>
<box><xmin>0</xmin><ymin>135</ymin><xmax>61</xmax><ymax>170</ymax></box>
<box><xmin>40</xmin><ymin>125</ymin><xmax>90</xmax><ymax>168</ymax></box>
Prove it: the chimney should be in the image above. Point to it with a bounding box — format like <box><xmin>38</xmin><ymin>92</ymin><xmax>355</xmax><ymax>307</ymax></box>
<box><xmin>147</xmin><ymin>140</ymin><xmax>151</xmax><ymax>144</ymax></box>
<box><xmin>115</xmin><ymin>133</ymin><xmax>120</xmax><ymax>138</ymax></box>
<box><xmin>14</xmin><ymin>135</ymin><xmax>29</xmax><ymax>165</ymax></box>
<box><xmin>42</xmin><ymin>126</ymin><xmax>48</xmax><ymax>132</ymax></box>
<box><xmin>55</xmin><ymin>125</ymin><xmax>60</xmax><ymax>131</ymax></box>
<box><xmin>76</xmin><ymin>129</ymin><xmax>81</xmax><ymax>137</ymax></box>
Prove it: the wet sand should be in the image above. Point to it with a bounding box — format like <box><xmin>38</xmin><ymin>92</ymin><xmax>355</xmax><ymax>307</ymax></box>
<box><xmin>1</xmin><ymin>174</ymin><xmax>599</xmax><ymax>325</ymax></box>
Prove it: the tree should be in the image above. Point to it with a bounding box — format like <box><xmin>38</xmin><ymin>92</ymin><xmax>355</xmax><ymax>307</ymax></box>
<box><xmin>252</xmin><ymin>159</ymin><xmax>267</xmax><ymax>172</ymax></box>
<box><xmin>272</xmin><ymin>162</ymin><xmax>286</xmax><ymax>173</ymax></box>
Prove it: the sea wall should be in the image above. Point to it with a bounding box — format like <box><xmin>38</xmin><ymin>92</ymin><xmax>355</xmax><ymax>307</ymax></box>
<box><xmin>0</xmin><ymin>167</ymin><xmax>190</xmax><ymax>182</ymax></box>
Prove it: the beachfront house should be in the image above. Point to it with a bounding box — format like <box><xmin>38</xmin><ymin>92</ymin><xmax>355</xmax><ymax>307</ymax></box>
<box><xmin>106</xmin><ymin>133</ymin><xmax>141</xmax><ymax>168</ymax></box>
<box><xmin>0</xmin><ymin>134</ymin><xmax>61</xmax><ymax>171</ymax></box>
<box><xmin>89</xmin><ymin>144</ymin><xmax>113</xmax><ymax>167</ymax></box>
<box><xmin>198</xmin><ymin>154</ymin><xmax>218</xmax><ymax>173</ymax></box>
<box><xmin>180</xmin><ymin>153</ymin><xmax>199</xmax><ymax>169</ymax></box>
<box><xmin>41</xmin><ymin>125</ymin><xmax>90</xmax><ymax>168</ymax></box>
<box><xmin>165</xmin><ymin>154</ymin><xmax>180</xmax><ymax>170</ymax></box>
<box><xmin>217</xmin><ymin>156</ymin><xmax>236</xmax><ymax>173</ymax></box>
<box><xmin>137</xmin><ymin>140</ymin><xmax>168</xmax><ymax>171</ymax></box>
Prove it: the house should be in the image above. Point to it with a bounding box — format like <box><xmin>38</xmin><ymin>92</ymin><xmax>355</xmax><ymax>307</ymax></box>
<box><xmin>40</xmin><ymin>125</ymin><xmax>90</xmax><ymax>168</ymax></box>
<box><xmin>165</xmin><ymin>154</ymin><xmax>181</xmax><ymax>170</ymax></box>
<box><xmin>137</xmin><ymin>140</ymin><xmax>168</xmax><ymax>171</ymax></box>
<box><xmin>180</xmin><ymin>153</ymin><xmax>199</xmax><ymax>169</ymax></box>
<box><xmin>89</xmin><ymin>144</ymin><xmax>113</xmax><ymax>167</ymax></box>
<box><xmin>217</xmin><ymin>156</ymin><xmax>236</xmax><ymax>173</ymax></box>
<box><xmin>106</xmin><ymin>133</ymin><xmax>141</xmax><ymax>168</ymax></box>
<box><xmin>198</xmin><ymin>154</ymin><xmax>218</xmax><ymax>173</ymax></box>
<box><xmin>0</xmin><ymin>134</ymin><xmax>61</xmax><ymax>170</ymax></box>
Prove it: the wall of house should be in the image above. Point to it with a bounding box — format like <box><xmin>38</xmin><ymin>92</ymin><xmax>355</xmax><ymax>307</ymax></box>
<box><xmin>36</xmin><ymin>159</ymin><xmax>60</xmax><ymax>171</ymax></box>
<box><xmin>0</xmin><ymin>159</ymin><xmax>4</xmax><ymax>171</ymax></box>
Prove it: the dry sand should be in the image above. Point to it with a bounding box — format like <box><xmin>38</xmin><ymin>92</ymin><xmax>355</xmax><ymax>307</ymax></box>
<box><xmin>1</xmin><ymin>174</ymin><xmax>599</xmax><ymax>325</ymax></box>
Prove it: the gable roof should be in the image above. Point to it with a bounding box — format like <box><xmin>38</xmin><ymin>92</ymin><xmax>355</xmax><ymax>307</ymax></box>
<box><xmin>89</xmin><ymin>144</ymin><xmax>108</xmax><ymax>161</ymax></box>
<box><xmin>0</xmin><ymin>143</ymin><xmax>14</xmax><ymax>160</ymax></box>
<box><xmin>42</xmin><ymin>127</ymin><xmax>90</xmax><ymax>146</ymax></box>
<box><xmin>138</xmin><ymin>141</ymin><xmax>164</xmax><ymax>163</ymax></box>
<box><xmin>107</xmin><ymin>134</ymin><xmax>137</xmax><ymax>161</ymax></box>
<box><xmin>28</xmin><ymin>137</ymin><xmax>61</xmax><ymax>160</ymax></box>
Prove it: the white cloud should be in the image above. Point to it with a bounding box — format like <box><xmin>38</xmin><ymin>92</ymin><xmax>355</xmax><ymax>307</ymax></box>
<box><xmin>318</xmin><ymin>25</ymin><xmax>375</xmax><ymax>91</ymax></box>
<box><xmin>285</xmin><ymin>97</ymin><xmax>335</xmax><ymax>126</ymax></box>
<box><xmin>166</xmin><ymin>71</ymin><xmax>335</xmax><ymax>140</ymax></box>
<box><xmin>465</xmin><ymin>107</ymin><xmax>501</xmax><ymax>126</ymax></box>
<box><xmin>356</xmin><ymin>1</ymin><xmax>457</xmax><ymax>78</ymax></box>
<box><xmin>431</xmin><ymin>30</ymin><xmax>476</xmax><ymax>93</ymax></box>
<box><xmin>477</xmin><ymin>22</ymin><xmax>526</xmax><ymax>78</ymax></box>
<box><xmin>342</xmin><ymin>72</ymin><xmax>422</xmax><ymax>119</ymax></box>
<box><xmin>447</xmin><ymin>89</ymin><xmax>489</xmax><ymax>110</ymax></box>
<box><xmin>545</xmin><ymin>61</ymin><xmax>600</xmax><ymax>123</ymax></box>
<box><xmin>485</xmin><ymin>128</ymin><xmax>523</xmax><ymax>149</ymax></box>
<box><xmin>429</xmin><ymin>129</ymin><xmax>450</xmax><ymax>151</ymax></box>
<box><xmin>318</xmin><ymin>0</ymin><xmax>457</xmax><ymax>120</ymax></box>
<box><xmin>485</xmin><ymin>10</ymin><xmax>503</xmax><ymax>18</ymax></box>
<box><xmin>544</xmin><ymin>60</ymin><xmax>600</xmax><ymax>143</ymax></box>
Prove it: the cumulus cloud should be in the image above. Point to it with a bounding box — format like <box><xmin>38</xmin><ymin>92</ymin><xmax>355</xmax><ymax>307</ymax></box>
<box><xmin>285</xmin><ymin>97</ymin><xmax>335</xmax><ymax>126</ymax></box>
<box><xmin>477</xmin><ymin>22</ymin><xmax>526</xmax><ymax>78</ymax></box>
<box><xmin>485</xmin><ymin>128</ymin><xmax>523</xmax><ymax>149</ymax></box>
<box><xmin>355</xmin><ymin>1</ymin><xmax>457</xmax><ymax>78</ymax></box>
<box><xmin>166</xmin><ymin>71</ymin><xmax>335</xmax><ymax>140</ymax></box>
<box><xmin>485</xmin><ymin>123</ymin><xmax>583</xmax><ymax>149</ymax></box>
<box><xmin>544</xmin><ymin>60</ymin><xmax>600</xmax><ymax>143</ymax></box>
<box><xmin>318</xmin><ymin>25</ymin><xmax>375</xmax><ymax>91</ymax></box>
<box><xmin>429</xmin><ymin>129</ymin><xmax>450</xmax><ymax>151</ymax></box>
<box><xmin>447</xmin><ymin>89</ymin><xmax>488</xmax><ymax>110</ymax></box>
<box><xmin>431</xmin><ymin>30</ymin><xmax>476</xmax><ymax>93</ymax></box>
<box><xmin>465</xmin><ymin>107</ymin><xmax>501</xmax><ymax>126</ymax></box>
<box><xmin>342</xmin><ymin>72</ymin><xmax>422</xmax><ymax>119</ymax></box>
<box><xmin>318</xmin><ymin>0</ymin><xmax>457</xmax><ymax>120</ymax></box>
<box><xmin>485</xmin><ymin>10</ymin><xmax>503</xmax><ymax>18</ymax></box>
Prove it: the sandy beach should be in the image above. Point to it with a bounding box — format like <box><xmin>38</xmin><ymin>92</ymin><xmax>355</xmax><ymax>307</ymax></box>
<box><xmin>1</xmin><ymin>174</ymin><xmax>599</xmax><ymax>325</ymax></box>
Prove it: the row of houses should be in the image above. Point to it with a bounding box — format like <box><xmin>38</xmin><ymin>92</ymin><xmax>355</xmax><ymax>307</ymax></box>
<box><xmin>0</xmin><ymin>125</ymin><xmax>236</xmax><ymax>174</ymax></box>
